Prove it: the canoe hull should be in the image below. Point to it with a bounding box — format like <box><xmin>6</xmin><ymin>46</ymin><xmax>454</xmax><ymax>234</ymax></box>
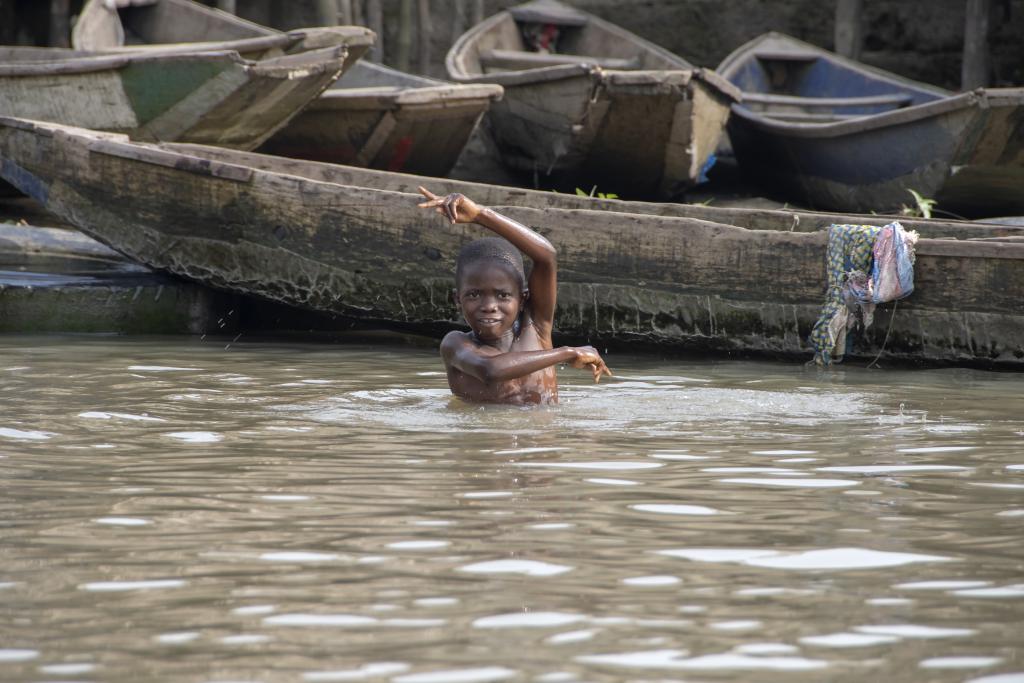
<box><xmin>480</xmin><ymin>68</ymin><xmax>733</xmax><ymax>197</ymax></box>
<box><xmin>171</xmin><ymin>142</ymin><xmax>1024</xmax><ymax>241</ymax></box>
<box><xmin>446</xmin><ymin>2</ymin><xmax>739</xmax><ymax>198</ymax></box>
<box><xmin>258</xmin><ymin>63</ymin><xmax>502</xmax><ymax>175</ymax></box>
<box><xmin>1</xmin><ymin>118</ymin><xmax>1022</xmax><ymax>368</ymax></box>
<box><xmin>728</xmin><ymin>89</ymin><xmax>1024</xmax><ymax>217</ymax></box>
<box><xmin>0</xmin><ymin>48</ymin><xmax>347</xmax><ymax>149</ymax></box>
<box><xmin>718</xmin><ymin>33</ymin><xmax>1024</xmax><ymax>218</ymax></box>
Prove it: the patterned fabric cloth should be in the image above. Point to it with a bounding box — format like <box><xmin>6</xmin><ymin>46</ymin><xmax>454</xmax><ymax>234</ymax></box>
<box><xmin>872</xmin><ymin>222</ymin><xmax>917</xmax><ymax>303</ymax></box>
<box><xmin>809</xmin><ymin>221</ymin><xmax>918</xmax><ymax>366</ymax></box>
<box><xmin>809</xmin><ymin>223</ymin><xmax>881</xmax><ymax>365</ymax></box>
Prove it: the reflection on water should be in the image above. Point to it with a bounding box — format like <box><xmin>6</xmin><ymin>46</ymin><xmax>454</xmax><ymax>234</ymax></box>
<box><xmin>1</xmin><ymin>334</ymin><xmax>1023</xmax><ymax>683</ymax></box>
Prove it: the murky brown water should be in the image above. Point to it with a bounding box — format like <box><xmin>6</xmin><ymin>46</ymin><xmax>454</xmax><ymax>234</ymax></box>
<box><xmin>2</xmin><ymin>334</ymin><xmax>1022</xmax><ymax>683</ymax></box>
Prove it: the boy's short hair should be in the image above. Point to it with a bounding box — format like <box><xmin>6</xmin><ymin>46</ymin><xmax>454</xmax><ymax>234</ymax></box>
<box><xmin>455</xmin><ymin>237</ymin><xmax>526</xmax><ymax>289</ymax></box>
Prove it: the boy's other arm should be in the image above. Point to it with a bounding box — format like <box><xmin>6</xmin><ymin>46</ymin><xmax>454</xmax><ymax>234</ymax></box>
<box><xmin>441</xmin><ymin>332</ymin><xmax>606</xmax><ymax>384</ymax></box>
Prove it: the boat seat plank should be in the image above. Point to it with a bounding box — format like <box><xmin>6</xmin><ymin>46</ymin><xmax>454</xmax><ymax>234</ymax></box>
<box><xmin>757</xmin><ymin>111</ymin><xmax>871</xmax><ymax>123</ymax></box>
<box><xmin>743</xmin><ymin>92</ymin><xmax>914</xmax><ymax>108</ymax></box>
<box><xmin>753</xmin><ymin>50</ymin><xmax>819</xmax><ymax>62</ymax></box>
<box><xmin>479</xmin><ymin>48</ymin><xmax>640</xmax><ymax>71</ymax></box>
<box><xmin>509</xmin><ymin>3</ymin><xmax>588</xmax><ymax>26</ymax></box>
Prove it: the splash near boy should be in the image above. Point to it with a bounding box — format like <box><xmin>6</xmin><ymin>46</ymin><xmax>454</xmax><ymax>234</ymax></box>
<box><xmin>417</xmin><ymin>187</ymin><xmax>611</xmax><ymax>405</ymax></box>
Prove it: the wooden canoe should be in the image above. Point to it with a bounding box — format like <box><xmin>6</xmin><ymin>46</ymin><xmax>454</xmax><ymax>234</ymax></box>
<box><xmin>1</xmin><ymin>117</ymin><xmax>1022</xmax><ymax>369</ymax></box>
<box><xmin>446</xmin><ymin>0</ymin><xmax>740</xmax><ymax>198</ymax></box>
<box><xmin>71</xmin><ymin>0</ymin><xmax>374</xmax><ymax>75</ymax></box>
<box><xmin>168</xmin><ymin>139</ymin><xmax>1024</xmax><ymax>242</ymax></box>
<box><xmin>258</xmin><ymin>61</ymin><xmax>503</xmax><ymax>176</ymax></box>
<box><xmin>72</xmin><ymin>0</ymin><xmax>374</xmax><ymax>58</ymax></box>
<box><xmin>717</xmin><ymin>32</ymin><xmax>1024</xmax><ymax>219</ymax></box>
<box><xmin>0</xmin><ymin>46</ymin><xmax>347</xmax><ymax>149</ymax></box>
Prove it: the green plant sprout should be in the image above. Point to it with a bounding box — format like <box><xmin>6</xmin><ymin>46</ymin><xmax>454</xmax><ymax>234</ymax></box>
<box><xmin>576</xmin><ymin>186</ymin><xmax>619</xmax><ymax>200</ymax></box>
<box><xmin>901</xmin><ymin>189</ymin><xmax>936</xmax><ymax>219</ymax></box>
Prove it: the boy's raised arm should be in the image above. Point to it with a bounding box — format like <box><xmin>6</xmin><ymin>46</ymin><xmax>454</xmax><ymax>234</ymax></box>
<box><xmin>418</xmin><ymin>187</ymin><xmax>557</xmax><ymax>335</ymax></box>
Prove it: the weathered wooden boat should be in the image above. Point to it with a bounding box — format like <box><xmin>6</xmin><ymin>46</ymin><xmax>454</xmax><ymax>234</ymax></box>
<box><xmin>258</xmin><ymin>61</ymin><xmax>503</xmax><ymax>176</ymax></box>
<box><xmin>0</xmin><ymin>45</ymin><xmax>347</xmax><ymax>150</ymax></box>
<box><xmin>74</xmin><ymin>0</ymin><xmax>491</xmax><ymax>176</ymax></box>
<box><xmin>445</xmin><ymin>0</ymin><xmax>740</xmax><ymax>198</ymax></box>
<box><xmin>717</xmin><ymin>32</ymin><xmax>1024</xmax><ymax>219</ymax></box>
<box><xmin>72</xmin><ymin>0</ymin><xmax>375</xmax><ymax>64</ymax></box>
<box><xmin>169</xmin><ymin>139</ymin><xmax>1024</xmax><ymax>242</ymax></box>
<box><xmin>1</xmin><ymin>117</ymin><xmax>1022</xmax><ymax>368</ymax></box>
<box><xmin>0</xmin><ymin>220</ymin><xmax>235</xmax><ymax>335</ymax></box>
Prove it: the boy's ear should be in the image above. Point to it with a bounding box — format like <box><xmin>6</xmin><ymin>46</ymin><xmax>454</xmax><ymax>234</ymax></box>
<box><xmin>451</xmin><ymin>288</ymin><xmax>460</xmax><ymax>306</ymax></box>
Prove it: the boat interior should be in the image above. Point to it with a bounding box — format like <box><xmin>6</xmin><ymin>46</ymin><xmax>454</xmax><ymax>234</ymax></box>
<box><xmin>116</xmin><ymin>0</ymin><xmax>272</xmax><ymax>44</ymax></box>
<box><xmin>726</xmin><ymin>36</ymin><xmax>946</xmax><ymax>123</ymax></box>
<box><xmin>460</xmin><ymin>0</ymin><xmax>685</xmax><ymax>76</ymax></box>
<box><xmin>333</xmin><ymin>61</ymin><xmax>447</xmax><ymax>92</ymax></box>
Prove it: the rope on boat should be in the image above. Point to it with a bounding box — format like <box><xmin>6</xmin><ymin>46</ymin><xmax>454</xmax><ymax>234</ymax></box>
<box><xmin>867</xmin><ymin>299</ymin><xmax>898</xmax><ymax>369</ymax></box>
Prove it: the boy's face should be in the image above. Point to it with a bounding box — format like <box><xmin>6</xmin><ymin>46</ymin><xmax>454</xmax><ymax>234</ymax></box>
<box><xmin>454</xmin><ymin>261</ymin><xmax>526</xmax><ymax>341</ymax></box>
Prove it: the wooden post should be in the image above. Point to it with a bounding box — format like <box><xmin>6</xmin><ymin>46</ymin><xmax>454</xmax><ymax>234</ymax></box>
<box><xmin>452</xmin><ymin>0</ymin><xmax>466</xmax><ymax>44</ymax></box>
<box><xmin>313</xmin><ymin>0</ymin><xmax>338</xmax><ymax>25</ymax></box>
<box><xmin>352</xmin><ymin>0</ymin><xmax>364</xmax><ymax>26</ymax></box>
<box><xmin>50</xmin><ymin>0</ymin><xmax>70</xmax><ymax>47</ymax></box>
<box><xmin>397</xmin><ymin>0</ymin><xmax>413</xmax><ymax>71</ymax></box>
<box><xmin>471</xmin><ymin>0</ymin><xmax>484</xmax><ymax>26</ymax></box>
<box><xmin>417</xmin><ymin>0</ymin><xmax>432</xmax><ymax>74</ymax></box>
<box><xmin>834</xmin><ymin>0</ymin><xmax>862</xmax><ymax>60</ymax></box>
<box><xmin>0</xmin><ymin>0</ymin><xmax>14</xmax><ymax>44</ymax></box>
<box><xmin>962</xmin><ymin>0</ymin><xmax>991</xmax><ymax>89</ymax></box>
<box><xmin>366</xmin><ymin>0</ymin><xmax>383</xmax><ymax>62</ymax></box>
<box><xmin>215</xmin><ymin>0</ymin><xmax>236</xmax><ymax>14</ymax></box>
<box><xmin>339</xmin><ymin>0</ymin><xmax>353</xmax><ymax>25</ymax></box>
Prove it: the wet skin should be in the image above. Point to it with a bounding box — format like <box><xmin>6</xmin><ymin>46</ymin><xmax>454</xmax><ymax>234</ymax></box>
<box><xmin>418</xmin><ymin>187</ymin><xmax>611</xmax><ymax>405</ymax></box>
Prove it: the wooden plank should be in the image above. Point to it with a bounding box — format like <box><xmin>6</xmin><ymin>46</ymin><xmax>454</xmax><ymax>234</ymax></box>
<box><xmin>962</xmin><ymin>0</ymin><xmax>991</xmax><ymax>89</ymax></box>
<box><xmin>49</xmin><ymin>0</ymin><xmax>71</xmax><ymax>47</ymax></box>
<box><xmin>417</xmin><ymin>0</ymin><xmax>431</xmax><ymax>74</ymax></box>
<box><xmin>753</xmin><ymin>50</ymin><xmax>818</xmax><ymax>62</ymax></box>
<box><xmin>339</xmin><ymin>0</ymin><xmax>353</xmax><ymax>25</ymax></box>
<box><xmin>352</xmin><ymin>111</ymin><xmax>397</xmax><ymax>166</ymax></box>
<box><xmin>834</xmin><ymin>0</ymin><xmax>862</xmax><ymax>60</ymax></box>
<box><xmin>480</xmin><ymin>48</ymin><xmax>639</xmax><ymax>71</ymax></box>
<box><xmin>366</xmin><ymin>0</ymin><xmax>383</xmax><ymax>62</ymax></box>
<box><xmin>396</xmin><ymin>0</ymin><xmax>413</xmax><ymax>71</ymax></box>
<box><xmin>215</xmin><ymin>0</ymin><xmax>236</xmax><ymax>14</ymax></box>
<box><xmin>313</xmin><ymin>0</ymin><xmax>338</xmax><ymax>26</ymax></box>
<box><xmin>451</xmin><ymin>0</ymin><xmax>466</xmax><ymax>52</ymax></box>
<box><xmin>742</xmin><ymin>92</ymin><xmax>912</xmax><ymax>108</ymax></box>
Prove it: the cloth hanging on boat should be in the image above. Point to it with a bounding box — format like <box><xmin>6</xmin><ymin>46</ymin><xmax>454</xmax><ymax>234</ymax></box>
<box><xmin>809</xmin><ymin>221</ymin><xmax>918</xmax><ymax>365</ymax></box>
<box><xmin>871</xmin><ymin>221</ymin><xmax>918</xmax><ymax>303</ymax></box>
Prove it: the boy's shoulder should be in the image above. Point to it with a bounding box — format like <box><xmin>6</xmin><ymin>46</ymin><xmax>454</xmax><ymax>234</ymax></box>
<box><xmin>440</xmin><ymin>329</ymin><xmax>473</xmax><ymax>359</ymax></box>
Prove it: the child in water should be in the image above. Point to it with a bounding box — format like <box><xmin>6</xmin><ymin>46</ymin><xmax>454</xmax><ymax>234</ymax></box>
<box><xmin>417</xmin><ymin>187</ymin><xmax>611</xmax><ymax>405</ymax></box>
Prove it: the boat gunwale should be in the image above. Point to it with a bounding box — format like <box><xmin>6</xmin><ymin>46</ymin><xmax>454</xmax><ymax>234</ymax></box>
<box><xmin>0</xmin><ymin>47</ymin><xmax>254</xmax><ymax>77</ymax></box>
<box><xmin>728</xmin><ymin>89</ymin><xmax>984</xmax><ymax>138</ymax></box>
<box><xmin>714</xmin><ymin>31</ymin><xmax>1009</xmax><ymax>138</ymax></box>
<box><xmin>317</xmin><ymin>83</ymin><xmax>503</xmax><ymax>107</ymax></box>
<box><xmin>158</xmin><ymin>135</ymin><xmax>1023</xmax><ymax>237</ymax></box>
<box><xmin>12</xmin><ymin>117</ymin><xmax>1020</xmax><ymax>261</ymax></box>
<box><xmin>716</xmin><ymin>31</ymin><xmax>953</xmax><ymax>100</ymax></box>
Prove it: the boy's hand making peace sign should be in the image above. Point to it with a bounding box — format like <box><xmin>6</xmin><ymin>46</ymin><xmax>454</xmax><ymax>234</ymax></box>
<box><xmin>418</xmin><ymin>187</ymin><xmax>483</xmax><ymax>225</ymax></box>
